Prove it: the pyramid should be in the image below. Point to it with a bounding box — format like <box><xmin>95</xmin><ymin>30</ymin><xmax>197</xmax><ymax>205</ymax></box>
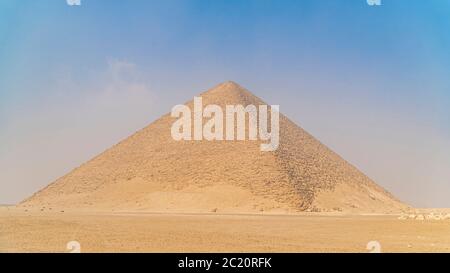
<box><xmin>21</xmin><ymin>81</ymin><xmax>408</xmax><ymax>213</ymax></box>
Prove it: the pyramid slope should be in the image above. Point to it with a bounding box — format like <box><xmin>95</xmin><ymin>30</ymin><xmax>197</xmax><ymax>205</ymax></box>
<box><xmin>21</xmin><ymin>81</ymin><xmax>408</xmax><ymax>213</ymax></box>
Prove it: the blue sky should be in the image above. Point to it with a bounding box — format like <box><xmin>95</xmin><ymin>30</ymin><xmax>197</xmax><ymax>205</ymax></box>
<box><xmin>0</xmin><ymin>0</ymin><xmax>449</xmax><ymax>207</ymax></box>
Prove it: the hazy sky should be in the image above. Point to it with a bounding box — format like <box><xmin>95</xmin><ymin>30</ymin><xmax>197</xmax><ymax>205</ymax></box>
<box><xmin>1</xmin><ymin>0</ymin><xmax>449</xmax><ymax>207</ymax></box>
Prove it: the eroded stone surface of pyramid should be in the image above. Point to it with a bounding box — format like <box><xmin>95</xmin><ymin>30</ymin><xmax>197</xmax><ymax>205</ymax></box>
<box><xmin>21</xmin><ymin>81</ymin><xmax>408</xmax><ymax>213</ymax></box>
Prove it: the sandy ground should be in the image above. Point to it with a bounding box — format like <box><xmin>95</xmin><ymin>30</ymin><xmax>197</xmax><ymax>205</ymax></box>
<box><xmin>1</xmin><ymin>207</ymin><xmax>450</xmax><ymax>253</ymax></box>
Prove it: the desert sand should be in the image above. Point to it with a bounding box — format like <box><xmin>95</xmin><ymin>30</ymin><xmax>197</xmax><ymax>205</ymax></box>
<box><xmin>1</xmin><ymin>207</ymin><xmax>450</xmax><ymax>253</ymax></box>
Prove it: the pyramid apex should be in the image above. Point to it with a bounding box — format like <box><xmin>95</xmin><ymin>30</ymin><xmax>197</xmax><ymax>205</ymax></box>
<box><xmin>198</xmin><ymin>81</ymin><xmax>263</xmax><ymax>106</ymax></box>
<box><xmin>221</xmin><ymin>80</ymin><xmax>240</xmax><ymax>87</ymax></box>
<box><xmin>211</xmin><ymin>80</ymin><xmax>244</xmax><ymax>91</ymax></box>
<box><xmin>200</xmin><ymin>81</ymin><xmax>247</xmax><ymax>95</ymax></box>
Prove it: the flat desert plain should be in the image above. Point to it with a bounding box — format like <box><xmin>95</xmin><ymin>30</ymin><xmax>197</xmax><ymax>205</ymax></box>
<box><xmin>1</xmin><ymin>206</ymin><xmax>450</xmax><ymax>253</ymax></box>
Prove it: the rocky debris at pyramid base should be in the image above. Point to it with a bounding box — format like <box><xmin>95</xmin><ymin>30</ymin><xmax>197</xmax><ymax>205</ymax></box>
<box><xmin>398</xmin><ymin>212</ymin><xmax>450</xmax><ymax>221</ymax></box>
